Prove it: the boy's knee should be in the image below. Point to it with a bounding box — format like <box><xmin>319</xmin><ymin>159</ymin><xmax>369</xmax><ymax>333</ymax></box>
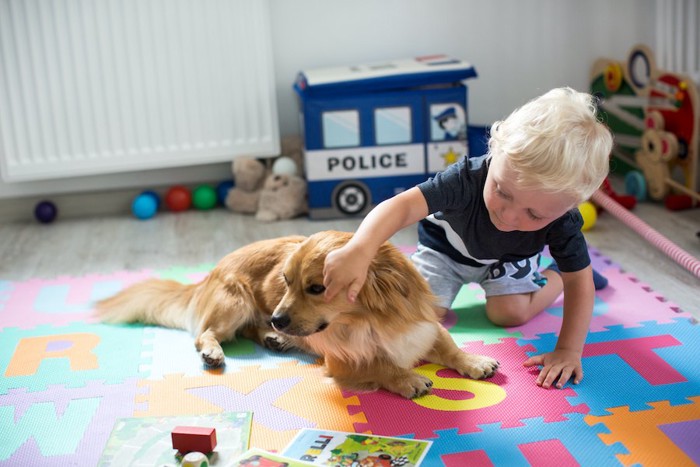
<box><xmin>485</xmin><ymin>297</ymin><xmax>529</xmax><ymax>327</ymax></box>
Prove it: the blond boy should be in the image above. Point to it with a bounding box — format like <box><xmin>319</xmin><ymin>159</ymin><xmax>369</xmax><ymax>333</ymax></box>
<box><xmin>323</xmin><ymin>87</ymin><xmax>613</xmax><ymax>389</ymax></box>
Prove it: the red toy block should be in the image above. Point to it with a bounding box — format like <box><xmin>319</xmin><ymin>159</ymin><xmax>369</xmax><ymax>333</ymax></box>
<box><xmin>171</xmin><ymin>426</ymin><xmax>217</xmax><ymax>454</ymax></box>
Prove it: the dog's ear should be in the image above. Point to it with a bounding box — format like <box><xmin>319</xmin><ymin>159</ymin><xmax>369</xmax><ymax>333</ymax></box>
<box><xmin>358</xmin><ymin>244</ymin><xmax>412</xmax><ymax>310</ymax></box>
<box><xmin>317</xmin><ymin>231</ymin><xmax>352</xmax><ymax>252</ymax></box>
<box><xmin>302</xmin><ymin>232</ymin><xmax>351</xmax><ymax>275</ymax></box>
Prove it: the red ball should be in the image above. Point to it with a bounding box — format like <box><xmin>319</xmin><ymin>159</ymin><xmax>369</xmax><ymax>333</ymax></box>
<box><xmin>165</xmin><ymin>186</ymin><xmax>192</xmax><ymax>212</ymax></box>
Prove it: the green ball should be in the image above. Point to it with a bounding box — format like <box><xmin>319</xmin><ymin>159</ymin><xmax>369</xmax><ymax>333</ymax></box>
<box><xmin>192</xmin><ymin>184</ymin><xmax>218</xmax><ymax>210</ymax></box>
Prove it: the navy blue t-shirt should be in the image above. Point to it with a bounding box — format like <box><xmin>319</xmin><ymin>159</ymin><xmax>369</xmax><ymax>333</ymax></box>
<box><xmin>416</xmin><ymin>155</ymin><xmax>590</xmax><ymax>273</ymax></box>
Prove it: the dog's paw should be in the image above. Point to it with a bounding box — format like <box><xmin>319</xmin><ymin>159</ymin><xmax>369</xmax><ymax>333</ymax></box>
<box><xmin>200</xmin><ymin>347</ymin><xmax>225</xmax><ymax>367</ymax></box>
<box><xmin>393</xmin><ymin>373</ymin><xmax>434</xmax><ymax>399</ymax></box>
<box><xmin>462</xmin><ymin>355</ymin><xmax>500</xmax><ymax>379</ymax></box>
<box><xmin>263</xmin><ymin>331</ymin><xmax>293</xmax><ymax>352</ymax></box>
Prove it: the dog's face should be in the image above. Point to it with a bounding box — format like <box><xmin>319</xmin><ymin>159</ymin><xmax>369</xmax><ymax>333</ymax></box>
<box><xmin>270</xmin><ymin>231</ymin><xmax>355</xmax><ymax>337</ymax></box>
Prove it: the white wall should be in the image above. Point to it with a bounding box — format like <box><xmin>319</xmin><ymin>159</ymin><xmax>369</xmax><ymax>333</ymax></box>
<box><xmin>271</xmin><ymin>0</ymin><xmax>655</xmax><ymax>133</ymax></box>
<box><xmin>0</xmin><ymin>0</ymin><xmax>655</xmax><ymax>200</ymax></box>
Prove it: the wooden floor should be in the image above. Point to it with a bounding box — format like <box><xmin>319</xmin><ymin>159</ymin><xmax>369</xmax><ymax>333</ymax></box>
<box><xmin>1</xmin><ymin>194</ymin><xmax>698</xmax><ymax>319</ymax></box>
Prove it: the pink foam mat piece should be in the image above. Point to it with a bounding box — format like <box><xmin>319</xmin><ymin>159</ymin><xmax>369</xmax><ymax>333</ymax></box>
<box><xmin>0</xmin><ymin>271</ymin><xmax>154</xmax><ymax>329</ymax></box>
<box><xmin>510</xmin><ymin>267</ymin><xmax>689</xmax><ymax>340</ymax></box>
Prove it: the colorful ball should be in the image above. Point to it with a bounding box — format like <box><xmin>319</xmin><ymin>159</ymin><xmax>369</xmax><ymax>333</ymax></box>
<box><xmin>272</xmin><ymin>156</ymin><xmax>298</xmax><ymax>175</ymax></box>
<box><xmin>216</xmin><ymin>180</ymin><xmax>234</xmax><ymax>205</ymax></box>
<box><xmin>192</xmin><ymin>184</ymin><xmax>218</xmax><ymax>210</ymax></box>
<box><xmin>578</xmin><ymin>201</ymin><xmax>597</xmax><ymax>231</ymax></box>
<box><xmin>140</xmin><ymin>190</ymin><xmax>161</xmax><ymax>209</ymax></box>
<box><xmin>131</xmin><ymin>193</ymin><xmax>158</xmax><ymax>220</ymax></box>
<box><xmin>34</xmin><ymin>200</ymin><xmax>58</xmax><ymax>224</ymax></box>
<box><xmin>165</xmin><ymin>186</ymin><xmax>192</xmax><ymax>212</ymax></box>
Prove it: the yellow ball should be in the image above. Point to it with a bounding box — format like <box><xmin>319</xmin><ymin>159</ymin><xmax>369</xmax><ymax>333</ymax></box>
<box><xmin>578</xmin><ymin>201</ymin><xmax>597</xmax><ymax>231</ymax></box>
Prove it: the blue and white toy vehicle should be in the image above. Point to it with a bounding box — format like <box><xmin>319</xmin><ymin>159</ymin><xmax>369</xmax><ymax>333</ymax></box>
<box><xmin>294</xmin><ymin>55</ymin><xmax>478</xmax><ymax>219</ymax></box>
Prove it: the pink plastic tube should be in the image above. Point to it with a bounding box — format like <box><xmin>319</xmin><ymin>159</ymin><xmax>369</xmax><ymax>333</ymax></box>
<box><xmin>591</xmin><ymin>190</ymin><xmax>700</xmax><ymax>279</ymax></box>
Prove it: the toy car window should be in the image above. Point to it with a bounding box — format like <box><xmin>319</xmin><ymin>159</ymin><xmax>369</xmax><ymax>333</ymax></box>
<box><xmin>322</xmin><ymin>110</ymin><xmax>360</xmax><ymax>148</ymax></box>
<box><xmin>375</xmin><ymin>106</ymin><xmax>412</xmax><ymax>145</ymax></box>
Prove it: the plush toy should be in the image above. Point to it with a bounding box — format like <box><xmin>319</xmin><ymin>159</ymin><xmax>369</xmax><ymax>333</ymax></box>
<box><xmin>256</xmin><ymin>172</ymin><xmax>308</xmax><ymax>221</ymax></box>
<box><xmin>224</xmin><ymin>141</ymin><xmax>307</xmax><ymax>221</ymax></box>
<box><xmin>225</xmin><ymin>158</ymin><xmax>267</xmax><ymax>214</ymax></box>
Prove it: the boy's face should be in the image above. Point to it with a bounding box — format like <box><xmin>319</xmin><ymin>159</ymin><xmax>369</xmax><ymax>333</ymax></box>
<box><xmin>484</xmin><ymin>156</ymin><xmax>576</xmax><ymax>232</ymax></box>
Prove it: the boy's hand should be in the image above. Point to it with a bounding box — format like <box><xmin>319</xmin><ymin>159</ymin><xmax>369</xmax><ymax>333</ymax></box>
<box><xmin>323</xmin><ymin>245</ymin><xmax>370</xmax><ymax>303</ymax></box>
<box><xmin>523</xmin><ymin>349</ymin><xmax>583</xmax><ymax>389</ymax></box>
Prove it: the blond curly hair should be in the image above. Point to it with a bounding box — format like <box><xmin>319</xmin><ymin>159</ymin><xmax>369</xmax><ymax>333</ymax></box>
<box><xmin>488</xmin><ymin>87</ymin><xmax>612</xmax><ymax>204</ymax></box>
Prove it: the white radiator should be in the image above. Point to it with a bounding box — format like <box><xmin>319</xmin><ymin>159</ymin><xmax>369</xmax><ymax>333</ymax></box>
<box><xmin>656</xmin><ymin>0</ymin><xmax>700</xmax><ymax>80</ymax></box>
<box><xmin>0</xmin><ymin>0</ymin><xmax>279</xmax><ymax>182</ymax></box>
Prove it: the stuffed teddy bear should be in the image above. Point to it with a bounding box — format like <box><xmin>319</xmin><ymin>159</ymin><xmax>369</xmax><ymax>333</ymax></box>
<box><xmin>224</xmin><ymin>142</ymin><xmax>307</xmax><ymax>221</ymax></box>
<box><xmin>256</xmin><ymin>172</ymin><xmax>308</xmax><ymax>221</ymax></box>
<box><xmin>225</xmin><ymin>157</ymin><xmax>267</xmax><ymax>214</ymax></box>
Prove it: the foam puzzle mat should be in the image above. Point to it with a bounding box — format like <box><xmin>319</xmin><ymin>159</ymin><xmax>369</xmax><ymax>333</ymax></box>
<box><xmin>1</xmin><ymin>247</ymin><xmax>698</xmax><ymax>466</ymax></box>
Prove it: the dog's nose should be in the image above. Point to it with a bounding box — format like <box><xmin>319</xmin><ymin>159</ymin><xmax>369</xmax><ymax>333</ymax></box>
<box><xmin>271</xmin><ymin>314</ymin><xmax>291</xmax><ymax>331</ymax></box>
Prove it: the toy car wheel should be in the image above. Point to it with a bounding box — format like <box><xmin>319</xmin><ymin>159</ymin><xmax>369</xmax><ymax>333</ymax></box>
<box><xmin>334</xmin><ymin>182</ymin><xmax>369</xmax><ymax>215</ymax></box>
<box><xmin>624</xmin><ymin>170</ymin><xmax>647</xmax><ymax>201</ymax></box>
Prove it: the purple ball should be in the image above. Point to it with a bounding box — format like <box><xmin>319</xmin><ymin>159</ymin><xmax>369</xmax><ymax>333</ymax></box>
<box><xmin>34</xmin><ymin>200</ymin><xmax>58</xmax><ymax>224</ymax></box>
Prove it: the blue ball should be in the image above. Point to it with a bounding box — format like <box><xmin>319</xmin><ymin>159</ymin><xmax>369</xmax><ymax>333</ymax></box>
<box><xmin>140</xmin><ymin>190</ymin><xmax>161</xmax><ymax>208</ymax></box>
<box><xmin>131</xmin><ymin>193</ymin><xmax>158</xmax><ymax>220</ymax></box>
<box><xmin>216</xmin><ymin>180</ymin><xmax>235</xmax><ymax>205</ymax></box>
<box><xmin>34</xmin><ymin>200</ymin><xmax>58</xmax><ymax>224</ymax></box>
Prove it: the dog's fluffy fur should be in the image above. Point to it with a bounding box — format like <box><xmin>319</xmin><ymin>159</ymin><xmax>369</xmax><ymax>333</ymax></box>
<box><xmin>95</xmin><ymin>230</ymin><xmax>499</xmax><ymax>398</ymax></box>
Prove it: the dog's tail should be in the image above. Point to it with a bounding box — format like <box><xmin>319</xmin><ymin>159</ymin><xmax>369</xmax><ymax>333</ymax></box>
<box><xmin>94</xmin><ymin>279</ymin><xmax>198</xmax><ymax>331</ymax></box>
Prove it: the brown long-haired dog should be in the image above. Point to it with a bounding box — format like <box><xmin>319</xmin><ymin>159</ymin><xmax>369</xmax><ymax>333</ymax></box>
<box><xmin>95</xmin><ymin>230</ymin><xmax>499</xmax><ymax>398</ymax></box>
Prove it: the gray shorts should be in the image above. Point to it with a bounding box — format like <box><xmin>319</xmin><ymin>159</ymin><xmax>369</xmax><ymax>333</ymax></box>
<box><xmin>411</xmin><ymin>243</ymin><xmax>544</xmax><ymax>309</ymax></box>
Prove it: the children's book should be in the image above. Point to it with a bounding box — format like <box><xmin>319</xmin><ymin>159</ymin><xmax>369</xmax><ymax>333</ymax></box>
<box><xmin>282</xmin><ymin>429</ymin><xmax>432</xmax><ymax>466</ymax></box>
<box><xmin>98</xmin><ymin>411</ymin><xmax>252</xmax><ymax>466</ymax></box>
<box><xmin>233</xmin><ymin>448</ymin><xmax>315</xmax><ymax>466</ymax></box>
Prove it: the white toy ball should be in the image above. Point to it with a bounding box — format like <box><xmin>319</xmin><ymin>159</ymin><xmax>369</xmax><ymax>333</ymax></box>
<box><xmin>272</xmin><ymin>156</ymin><xmax>298</xmax><ymax>176</ymax></box>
